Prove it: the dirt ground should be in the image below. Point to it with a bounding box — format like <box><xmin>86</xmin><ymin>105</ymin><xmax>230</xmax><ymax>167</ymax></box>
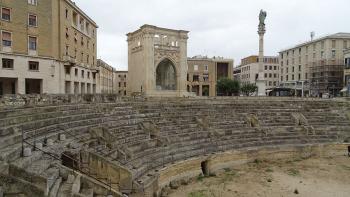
<box><xmin>168</xmin><ymin>155</ymin><xmax>350</xmax><ymax>197</ymax></box>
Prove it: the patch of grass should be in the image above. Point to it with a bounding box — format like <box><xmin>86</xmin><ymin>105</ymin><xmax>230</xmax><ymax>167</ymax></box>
<box><xmin>253</xmin><ymin>158</ymin><xmax>262</xmax><ymax>164</ymax></box>
<box><xmin>188</xmin><ymin>190</ymin><xmax>207</xmax><ymax>197</ymax></box>
<box><xmin>287</xmin><ymin>168</ymin><xmax>300</xmax><ymax>176</ymax></box>
<box><xmin>341</xmin><ymin>165</ymin><xmax>350</xmax><ymax>171</ymax></box>
<box><xmin>197</xmin><ymin>174</ymin><xmax>205</xmax><ymax>182</ymax></box>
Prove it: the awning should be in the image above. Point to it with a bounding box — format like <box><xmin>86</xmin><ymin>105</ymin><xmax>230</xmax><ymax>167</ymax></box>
<box><xmin>340</xmin><ymin>87</ymin><xmax>348</xmax><ymax>92</ymax></box>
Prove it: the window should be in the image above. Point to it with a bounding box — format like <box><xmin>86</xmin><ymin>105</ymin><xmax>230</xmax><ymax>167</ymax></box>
<box><xmin>28</xmin><ymin>14</ymin><xmax>37</xmax><ymax>26</ymax></box>
<box><xmin>203</xmin><ymin>74</ymin><xmax>209</xmax><ymax>82</ymax></box>
<box><xmin>1</xmin><ymin>8</ymin><xmax>11</xmax><ymax>21</ymax></box>
<box><xmin>274</xmin><ymin>66</ymin><xmax>277</xmax><ymax>70</ymax></box>
<box><xmin>265</xmin><ymin>65</ymin><xmax>267</xmax><ymax>70</ymax></box>
<box><xmin>65</xmin><ymin>45</ymin><xmax>69</xmax><ymax>56</ymax></box>
<box><xmin>81</xmin><ymin>70</ymin><xmax>84</xmax><ymax>78</ymax></box>
<box><xmin>269</xmin><ymin>73</ymin><xmax>272</xmax><ymax>78</ymax></box>
<box><xmin>65</xmin><ymin>9</ymin><xmax>69</xmax><ymax>19</ymax></box>
<box><xmin>286</xmin><ymin>75</ymin><xmax>289</xmax><ymax>81</ymax></box>
<box><xmin>118</xmin><ymin>82</ymin><xmax>121</xmax><ymax>87</ymax></box>
<box><xmin>292</xmin><ymin>66</ymin><xmax>295</xmax><ymax>72</ymax></box>
<box><xmin>124</xmin><ymin>82</ymin><xmax>126</xmax><ymax>87</ymax></box>
<box><xmin>72</xmin><ymin>12</ymin><xmax>77</xmax><ymax>26</ymax></box>
<box><xmin>193</xmin><ymin>75</ymin><xmax>199</xmax><ymax>81</ymax></box>
<box><xmin>2</xmin><ymin>58</ymin><xmax>13</xmax><ymax>69</ymax></box>
<box><xmin>298</xmin><ymin>74</ymin><xmax>301</xmax><ymax>80</ymax></box>
<box><xmin>28</xmin><ymin>36</ymin><xmax>37</xmax><ymax>50</ymax></box>
<box><xmin>281</xmin><ymin>76</ymin><xmax>283</xmax><ymax>81</ymax></box>
<box><xmin>204</xmin><ymin>65</ymin><xmax>208</xmax><ymax>71</ymax></box>
<box><xmin>298</xmin><ymin>65</ymin><xmax>301</xmax><ymax>71</ymax></box>
<box><xmin>2</xmin><ymin>31</ymin><xmax>12</xmax><ymax>47</ymax></box>
<box><xmin>332</xmin><ymin>40</ymin><xmax>336</xmax><ymax>48</ymax></box>
<box><xmin>28</xmin><ymin>61</ymin><xmax>39</xmax><ymax>71</ymax></box>
<box><xmin>292</xmin><ymin>74</ymin><xmax>295</xmax><ymax>80</ymax></box>
<box><xmin>28</xmin><ymin>0</ymin><xmax>37</xmax><ymax>5</ymax></box>
<box><xmin>65</xmin><ymin>67</ymin><xmax>70</xmax><ymax>75</ymax></box>
<box><xmin>75</xmin><ymin>68</ymin><xmax>78</xmax><ymax>76</ymax></box>
<box><xmin>194</xmin><ymin>65</ymin><xmax>198</xmax><ymax>71</ymax></box>
<box><xmin>331</xmin><ymin>50</ymin><xmax>336</xmax><ymax>58</ymax></box>
<box><xmin>321</xmin><ymin>51</ymin><xmax>324</xmax><ymax>58</ymax></box>
<box><xmin>264</xmin><ymin>73</ymin><xmax>267</xmax><ymax>78</ymax></box>
<box><xmin>344</xmin><ymin>40</ymin><xmax>348</xmax><ymax>49</ymax></box>
<box><xmin>274</xmin><ymin>74</ymin><xmax>277</xmax><ymax>78</ymax></box>
<box><xmin>87</xmin><ymin>72</ymin><xmax>90</xmax><ymax>78</ymax></box>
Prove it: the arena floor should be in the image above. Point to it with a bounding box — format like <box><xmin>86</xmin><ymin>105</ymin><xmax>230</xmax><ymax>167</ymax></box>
<box><xmin>169</xmin><ymin>155</ymin><xmax>350</xmax><ymax>197</ymax></box>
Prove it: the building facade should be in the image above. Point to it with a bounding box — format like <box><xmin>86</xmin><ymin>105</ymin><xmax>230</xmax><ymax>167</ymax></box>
<box><xmin>97</xmin><ymin>59</ymin><xmax>115</xmax><ymax>94</ymax></box>
<box><xmin>279</xmin><ymin>33</ymin><xmax>350</xmax><ymax>97</ymax></box>
<box><xmin>114</xmin><ymin>71</ymin><xmax>128</xmax><ymax>96</ymax></box>
<box><xmin>187</xmin><ymin>56</ymin><xmax>234</xmax><ymax>96</ymax></box>
<box><xmin>240</xmin><ymin>55</ymin><xmax>279</xmax><ymax>89</ymax></box>
<box><xmin>127</xmin><ymin>25</ymin><xmax>189</xmax><ymax>97</ymax></box>
<box><xmin>233</xmin><ymin>65</ymin><xmax>241</xmax><ymax>82</ymax></box>
<box><xmin>344</xmin><ymin>49</ymin><xmax>350</xmax><ymax>96</ymax></box>
<box><xmin>0</xmin><ymin>0</ymin><xmax>98</xmax><ymax>95</ymax></box>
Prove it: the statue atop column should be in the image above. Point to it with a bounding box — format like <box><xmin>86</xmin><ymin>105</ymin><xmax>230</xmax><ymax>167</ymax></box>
<box><xmin>259</xmin><ymin>10</ymin><xmax>267</xmax><ymax>26</ymax></box>
<box><xmin>256</xmin><ymin>9</ymin><xmax>267</xmax><ymax>96</ymax></box>
<box><xmin>258</xmin><ymin>10</ymin><xmax>267</xmax><ymax>35</ymax></box>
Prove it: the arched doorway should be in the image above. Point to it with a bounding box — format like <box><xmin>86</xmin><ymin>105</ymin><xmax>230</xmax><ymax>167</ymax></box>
<box><xmin>156</xmin><ymin>59</ymin><xmax>177</xmax><ymax>90</ymax></box>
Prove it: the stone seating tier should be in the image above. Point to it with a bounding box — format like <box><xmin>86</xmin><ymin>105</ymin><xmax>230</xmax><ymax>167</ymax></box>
<box><xmin>0</xmin><ymin>97</ymin><xmax>349</xmax><ymax>196</ymax></box>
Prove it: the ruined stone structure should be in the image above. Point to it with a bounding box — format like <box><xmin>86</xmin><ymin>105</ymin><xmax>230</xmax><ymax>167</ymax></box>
<box><xmin>0</xmin><ymin>95</ymin><xmax>349</xmax><ymax>196</ymax></box>
<box><xmin>127</xmin><ymin>25</ymin><xmax>189</xmax><ymax>97</ymax></box>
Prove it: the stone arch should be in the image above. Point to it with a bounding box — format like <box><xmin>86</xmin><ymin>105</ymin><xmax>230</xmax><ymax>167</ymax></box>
<box><xmin>156</xmin><ymin>58</ymin><xmax>177</xmax><ymax>91</ymax></box>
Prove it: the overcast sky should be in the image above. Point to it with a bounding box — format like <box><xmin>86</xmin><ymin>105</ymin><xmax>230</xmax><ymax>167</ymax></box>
<box><xmin>74</xmin><ymin>0</ymin><xmax>350</xmax><ymax>70</ymax></box>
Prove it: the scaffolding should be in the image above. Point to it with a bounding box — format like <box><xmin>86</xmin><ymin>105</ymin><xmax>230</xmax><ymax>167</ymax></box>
<box><xmin>309</xmin><ymin>59</ymin><xmax>344</xmax><ymax>96</ymax></box>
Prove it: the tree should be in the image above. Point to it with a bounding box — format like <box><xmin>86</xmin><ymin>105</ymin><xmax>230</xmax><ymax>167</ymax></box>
<box><xmin>241</xmin><ymin>84</ymin><xmax>258</xmax><ymax>96</ymax></box>
<box><xmin>216</xmin><ymin>78</ymin><xmax>240</xmax><ymax>96</ymax></box>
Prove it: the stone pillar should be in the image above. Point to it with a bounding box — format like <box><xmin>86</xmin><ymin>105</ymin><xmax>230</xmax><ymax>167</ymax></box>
<box><xmin>17</xmin><ymin>77</ymin><xmax>25</xmax><ymax>94</ymax></box>
<box><xmin>256</xmin><ymin>15</ymin><xmax>267</xmax><ymax>96</ymax></box>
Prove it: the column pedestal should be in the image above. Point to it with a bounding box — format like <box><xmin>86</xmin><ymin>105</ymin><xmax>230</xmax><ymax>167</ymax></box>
<box><xmin>256</xmin><ymin>72</ymin><xmax>266</xmax><ymax>96</ymax></box>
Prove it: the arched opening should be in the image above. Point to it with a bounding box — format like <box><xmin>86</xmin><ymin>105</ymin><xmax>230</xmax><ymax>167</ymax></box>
<box><xmin>201</xmin><ymin>160</ymin><xmax>209</xmax><ymax>176</ymax></box>
<box><xmin>156</xmin><ymin>59</ymin><xmax>176</xmax><ymax>91</ymax></box>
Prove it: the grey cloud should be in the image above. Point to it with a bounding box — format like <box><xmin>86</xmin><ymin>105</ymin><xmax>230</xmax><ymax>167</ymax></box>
<box><xmin>75</xmin><ymin>0</ymin><xmax>350</xmax><ymax>70</ymax></box>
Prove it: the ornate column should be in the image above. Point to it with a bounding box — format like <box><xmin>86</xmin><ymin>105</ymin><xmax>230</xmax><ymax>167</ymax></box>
<box><xmin>256</xmin><ymin>10</ymin><xmax>267</xmax><ymax>96</ymax></box>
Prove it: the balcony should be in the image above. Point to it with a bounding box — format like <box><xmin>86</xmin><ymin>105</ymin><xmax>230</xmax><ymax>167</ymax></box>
<box><xmin>63</xmin><ymin>55</ymin><xmax>77</xmax><ymax>67</ymax></box>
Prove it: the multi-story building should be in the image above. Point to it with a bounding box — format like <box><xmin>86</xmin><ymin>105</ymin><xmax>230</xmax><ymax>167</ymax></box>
<box><xmin>97</xmin><ymin>59</ymin><xmax>115</xmax><ymax>94</ymax></box>
<box><xmin>187</xmin><ymin>56</ymin><xmax>234</xmax><ymax>96</ymax></box>
<box><xmin>233</xmin><ymin>65</ymin><xmax>241</xmax><ymax>81</ymax></box>
<box><xmin>343</xmin><ymin>49</ymin><xmax>350</xmax><ymax>96</ymax></box>
<box><xmin>114</xmin><ymin>71</ymin><xmax>128</xmax><ymax>96</ymax></box>
<box><xmin>240</xmin><ymin>55</ymin><xmax>279</xmax><ymax>89</ymax></box>
<box><xmin>279</xmin><ymin>33</ymin><xmax>350</xmax><ymax>97</ymax></box>
<box><xmin>0</xmin><ymin>0</ymin><xmax>98</xmax><ymax>95</ymax></box>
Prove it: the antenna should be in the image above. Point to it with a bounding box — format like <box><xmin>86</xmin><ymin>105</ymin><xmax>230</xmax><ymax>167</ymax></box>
<box><xmin>310</xmin><ymin>31</ymin><xmax>315</xmax><ymax>41</ymax></box>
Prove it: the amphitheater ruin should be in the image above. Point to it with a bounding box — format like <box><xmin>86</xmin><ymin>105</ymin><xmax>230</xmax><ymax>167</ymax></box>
<box><xmin>0</xmin><ymin>95</ymin><xmax>349</xmax><ymax>197</ymax></box>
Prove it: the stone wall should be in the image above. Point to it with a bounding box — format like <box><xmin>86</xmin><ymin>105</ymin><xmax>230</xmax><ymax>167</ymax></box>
<box><xmin>0</xmin><ymin>94</ymin><xmax>123</xmax><ymax>109</ymax></box>
<box><xmin>87</xmin><ymin>152</ymin><xmax>133</xmax><ymax>194</ymax></box>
